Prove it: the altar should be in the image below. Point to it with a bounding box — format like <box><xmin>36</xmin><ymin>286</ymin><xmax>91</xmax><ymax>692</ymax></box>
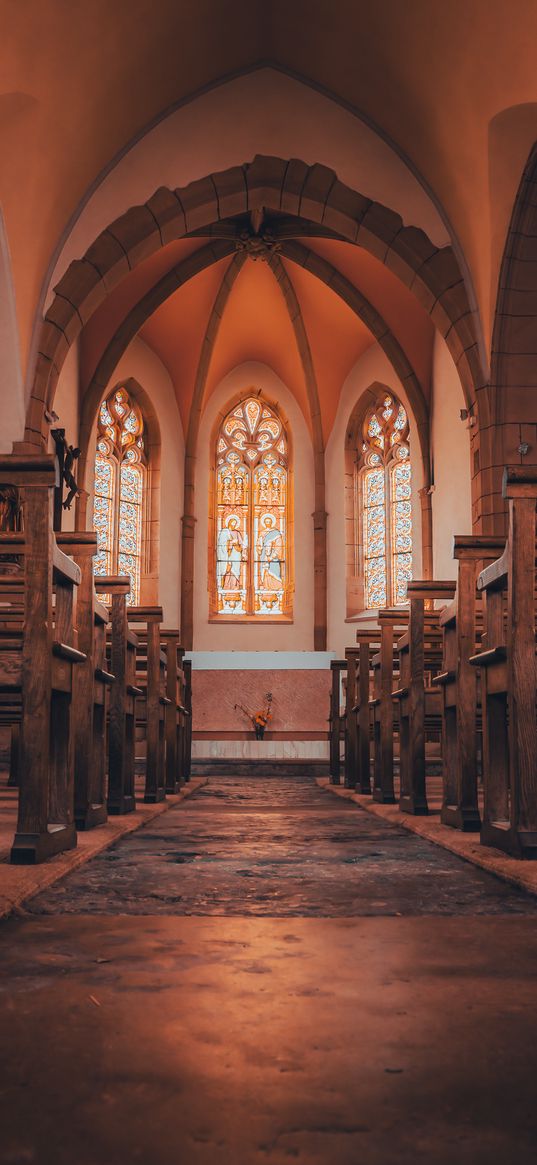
<box><xmin>187</xmin><ymin>651</ymin><xmax>334</xmax><ymax>773</ymax></box>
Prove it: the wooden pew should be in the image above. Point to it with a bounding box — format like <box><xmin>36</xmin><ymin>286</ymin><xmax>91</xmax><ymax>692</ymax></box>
<box><xmin>355</xmin><ymin>630</ymin><xmax>380</xmax><ymax>796</ymax></box>
<box><xmin>0</xmin><ymin>583</ymin><xmax>23</xmax><ymax>788</ymax></box>
<box><xmin>434</xmin><ymin>535</ymin><xmax>505</xmax><ymax>832</ymax></box>
<box><xmin>344</xmin><ymin>639</ymin><xmax>374</xmax><ymax>793</ymax></box>
<box><xmin>182</xmin><ymin>658</ymin><xmax>192</xmax><ymax>784</ymax></box>
<box><xmin>0</xmin><ymin>456</ymin><xmax>86</xmax><ymax>863</ymax></box>
<box><xmin>329</xmin><ymin>658</ymin><xmax>346</xmax><ymax>785</ymax></box>
<box><xmin>394</xmin><ymin>581</ymin><xmax>455</xmax><ymax>816</ymax></box>
<box><xmin>370</xmin><ymin>609</ymin><xmax>408</xmax><ymax>804</ymax></box>
<box><xmin>95</xmin><ymin>576</ymin><xmax>141</xmax><ymax>815</ymax></box>
<box><xmin>56</xmin><ymin>532</ymin><xmax>115</xmax><ymax>830</ymax></box>
<box><xmin>128</xmin><ymin>606</ymin><xmax>168</xmax><ymax>804</ymax></box>
<box><xmin>470</xmin><ymin>467</ymin><xmax>537</xmax><ymax>858</ymax></box>
<box><xmin>160</xmin><ymin>629</ymin><xmax>187</xmax><ymax>794</ymax></box>
<box><xmin>344</xmin><ymin>649</ymin><xmax>357</xmax><ymax>789</ymax></box>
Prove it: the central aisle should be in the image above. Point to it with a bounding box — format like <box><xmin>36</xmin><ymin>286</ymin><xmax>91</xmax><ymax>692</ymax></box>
<box><xmin>26</xmin><ymin>775</ymin><xmax>537</xmax><ymax>917</ymax></box>
<box><xmin>1</xmin><ymin>776</ymin><xmax>537</xmax><ymax>1165</ymax></box>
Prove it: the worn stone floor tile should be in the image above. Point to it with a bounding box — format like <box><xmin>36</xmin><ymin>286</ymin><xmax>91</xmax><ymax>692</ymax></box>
<box><xmin>1</xmin><ymin>775</ymin><xmax>536</xmax><ymax>1165</ymax></box>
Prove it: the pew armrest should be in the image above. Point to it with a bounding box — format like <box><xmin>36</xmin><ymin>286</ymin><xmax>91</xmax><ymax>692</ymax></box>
<box><xmin>469</xmin><ymin>646</ymin><xmax>507</xmax><ymax>668</ymax></box>
<box><xmin>439</xmin><ymin>600</ymin><xmax>457</xmax><ymax>628</ymax></box>
<box><xmin>94</xmin><ymin>598</ymin><xmax>109</xmax><ymax>624</ymax></box>
<box><xmin>432</xmin><ymin>670</ymin><xmax>456</xmax><ymax>686</ymax></box>
<box><xmin>52</xmin><ymin>544</ymin><xmax>81</xmax><ymax>587</ymax></box>
<box><xmin>127</xmin><ymin>684</ymin><xmax>144</xmax><ymax>697</ymax></box>
<box><xmin>95</xmin><ymin>667</ymin><xmax>115</xmax><ymax>685</ymax></box>
<box><xmin>477</xmin><ymin>549</ymin><xmax>509</xmax><ymax>592</ymax></box>
<box><xmin>52</xmin><ymin>642</ymin><xmax>87</xmax><ymax>664</ymax></box>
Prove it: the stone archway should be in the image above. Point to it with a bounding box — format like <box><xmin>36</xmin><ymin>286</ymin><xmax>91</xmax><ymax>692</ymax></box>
<box><xmin>73</xmin><ymin>221</ymin><xmax>429</xmax><ymax>650</ymax></box>
<box><xmin>486</xmin><ymin>140</ymin><xmax>537</xmax><ymax>532</ymax></box>
<box><xmin>26</xmin><ymin>156</ymin><xmax>484</xmax><ymax>455</ymax></box>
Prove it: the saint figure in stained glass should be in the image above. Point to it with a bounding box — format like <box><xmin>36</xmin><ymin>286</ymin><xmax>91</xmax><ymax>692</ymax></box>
<box><xmin>257</xmin><ymin>515</ymin><xmax>284</xmax><ymax>592</ymax></box>
<box><xmin>358</xmin><ymin>392</ymin><xmax>412</xmax><ymax>608</ymax></box>
<box><xmin>92</xmin><ymin>386</ymin><xmax>146</xmax><ymax>604</ymax></box>
<box><xmin>214</xmin><ymin>396</ymin><xmax>290</xmax><ymax>617</ymax></box>
<box><xmin>217</xmin><ymin>516</ymin><xmax>247</xmax><ymax>591</ymax></box>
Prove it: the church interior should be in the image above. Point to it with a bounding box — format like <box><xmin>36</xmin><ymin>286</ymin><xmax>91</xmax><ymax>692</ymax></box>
<box><xmin>1</xmin><ymin>3</ymin><xmax>537</xmax><ymax>1162</ymax></box>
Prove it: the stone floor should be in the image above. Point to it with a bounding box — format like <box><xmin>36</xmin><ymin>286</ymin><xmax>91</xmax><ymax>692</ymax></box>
<box><xmin>1</xmin><ymin>775</ymin><xmax>537</xmax><ymax>1164</ymax></box>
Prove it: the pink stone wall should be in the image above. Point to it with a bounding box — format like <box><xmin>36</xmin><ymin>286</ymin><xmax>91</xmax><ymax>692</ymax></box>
<box><xmin>192</xmin><ymin>669</ymin><xmax>331</xmax><ymax>736</ymax></box>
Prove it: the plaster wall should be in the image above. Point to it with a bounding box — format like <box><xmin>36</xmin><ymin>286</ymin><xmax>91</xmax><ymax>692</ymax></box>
<box><xmin>86</xmin><ymin>336</ymin><xmax>184</xmax><ymax>627</ymax></box>
<box><xmin>430</xmin><ymin>333</ymin><xmax>472</xmax><ymax>579</ymax></box>
<box><xmin>0</xmin><ymin>207</ymin><xmax>24</xmax><ymax>452</ymax></box>
<box><xmin>193</xmin><ymin>362</ymin><xmax>315</xmax><ymax>651</ymax></box>
<box><xmin>325</xmin><ymin>344</ymin><xmax>425</xmax><ymax>657</ymax></box>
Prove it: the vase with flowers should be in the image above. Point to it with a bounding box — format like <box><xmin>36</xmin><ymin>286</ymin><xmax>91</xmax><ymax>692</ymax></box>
<box><xmin>235</xmin><ymin>692</ymin><xmax>273</xmax><ymax>739</ymax></box>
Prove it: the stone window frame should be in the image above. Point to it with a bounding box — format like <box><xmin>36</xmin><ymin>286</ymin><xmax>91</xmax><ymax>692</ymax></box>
<box><xmin>345</xmin><ymin>382</ymin><xmax>427</xmax><ymax>617</ymax></box>
<box><xmin>82</xmin><ymin>377</ymin><xmax>161</xmax><ymax>606</ymax></box>
<box><xmin>208</xmin><ymin>389</ymin><xmax>295</xmax><ymax>625</ymax></box>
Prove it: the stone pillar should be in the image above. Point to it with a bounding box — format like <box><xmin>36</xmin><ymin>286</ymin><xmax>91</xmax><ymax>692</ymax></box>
<box><xmin>418</xmin><ymin>486</ymin><xmax>433</xmax><ymax>579</ymax></box>
<box><xmin>313</xmin><ymin>508</ymin><xmax>327</xmax><ymax>651</ymax></box>
<box><xmin>180</xmin><ymin>513</ymin><xmax>197</xmax><ymax>650</ymax></box>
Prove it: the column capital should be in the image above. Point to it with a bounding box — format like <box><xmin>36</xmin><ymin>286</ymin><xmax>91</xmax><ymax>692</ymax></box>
<box><xmin>312</xmin><ymin>509</ymin><xmax>328</xmax><ymax>530</ymax></box>
<box><xmin>181</xmin><ymin>514</ymin><xmax>197</xmax><ymax>534</ymax></box>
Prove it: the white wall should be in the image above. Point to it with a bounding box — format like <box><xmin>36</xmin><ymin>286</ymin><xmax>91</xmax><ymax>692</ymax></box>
<box><xmin>194</xmin><ymin>361</ymin><xmax>315</xmax><ymax>651</ymax></box>
<box><xmin>430</xmin><ymin>333</ymin><xmax>472</xmax><ymax>577</ymax></box>
<box><xmin>325</xmin><ymin>343</ymin><xmax>425</xmax><ymax>657</ymax></box>
<box><xmin>86</xmin><ymin>336</ymin><xmax>184</xmax><ymax>627</ymax></box>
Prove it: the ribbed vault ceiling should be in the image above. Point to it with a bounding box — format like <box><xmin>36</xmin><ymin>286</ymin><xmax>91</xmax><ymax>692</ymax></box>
<box><xmin>79</xmin><ymin>217</ymin><xmax>434</xmax><ymax>444</ymax></box>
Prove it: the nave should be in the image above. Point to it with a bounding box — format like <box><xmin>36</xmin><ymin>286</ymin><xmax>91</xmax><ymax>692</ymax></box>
<box><xmin>1</xmin><ymin>775</ymin><xmax>536</xmax><ymax>1165</ymax></box>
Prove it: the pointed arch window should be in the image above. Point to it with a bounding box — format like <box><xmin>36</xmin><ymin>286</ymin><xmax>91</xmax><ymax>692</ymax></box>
<box><xmin>93</xmin><ymin>386</ymin><xmax>146</xmax><ymax>604</ymax></box>
<box><xmin>213</xmin><ymin>396</ymin><xmax>291</xmax><ymax>617</ymax></box>
<box><xmin>359</xmin><ymin>392</ymin><xmax>412</xmax><ymax>608</ymax></box>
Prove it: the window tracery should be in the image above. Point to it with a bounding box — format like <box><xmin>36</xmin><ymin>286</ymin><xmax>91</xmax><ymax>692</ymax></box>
<box><xmin>93</xmin><ymin>386</ymin><xmax>146</xmax><ymax>604</ymax></box>
<box><xmin>359</xmin><ymin>392</ymin><xmax>412</xmax><ymax>608</ymax></box>
<box><xmin>214</xmin><ymin>397</ymin><xmax>290</xmax><ymax>617</ymax></box>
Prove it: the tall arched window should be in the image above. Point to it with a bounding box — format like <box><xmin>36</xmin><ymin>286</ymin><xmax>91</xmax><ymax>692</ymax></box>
<box><xmin>213</xmin><ymin>396</ymin><xmax>291</xmax><ymax>618</ymax></box>
<box><xmin>359</xmin><ymin>391</ymin><xmax>412</xmax><ymax>608</ymax></box>
<box><xmin>93</xmin><ymin>385</ymin><xmax>146</xmax><ymax>604</ymax></box>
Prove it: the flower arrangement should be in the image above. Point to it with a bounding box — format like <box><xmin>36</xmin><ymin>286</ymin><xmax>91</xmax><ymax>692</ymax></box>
<box><xmin>235</xmin><ymin>692</ymin><xmax>273</xmax><ymax>739</ymax></box>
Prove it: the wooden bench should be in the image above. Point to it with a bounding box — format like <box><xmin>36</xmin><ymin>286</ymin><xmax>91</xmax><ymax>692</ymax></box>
<box><xmin>470</xmin><ymin>467</ymin><xmax>537</xmax><ymax>858</ymax></box>
<box><xmin>56</xmin><ymin>532</ymin><xmax>115</xmax><ymax>831</ymax></box>
<box><xmin>182</xmin><ymin>658</ymin><xmax>192</xmax><ymax>785</ymax></box>
<box><xmin>0</xmin><ymin>456</ymin><xmax>86</xmax><ymax>863</ymax></box>
<box><xmin>344</xmin><ymin>638</ymin><xmax>376</xmax><ymax>793</ymax></box>
<box><xmin>329</xmin><ymin>659</ymin><xmax>346</xmax><ymax>785</ymax></box>
<box><xmin>394</xmin><ymin>581</ymin><xmax>455</xmax><ymax>815</ymax></box>
<box><xmin>370</xmin><ymin>609</ymin><xmax>409</xmax><ymax>804</ymax></box>
<box><xmin>160</xmin><ymin>629</ymin><xmax>187</xmax><ymax>794</ymax></box>
<box><xmin>95</xmin><ymin>576</ymin><xmax>141</xmax><ymax>816</ymax></box>
<box><xmin>128</xmin><ymin>606</ymin><xmax>169</xmax><ymax>804</ymax></box>
<box><xmin>0</xmin><ymin>583</ymin><xmax>23</xmax><ymax>788</ymax></box>
<box><xmin>434</xmin><ymin>535</ymin><xmax>505</xmax><ymax>832</ymax></box>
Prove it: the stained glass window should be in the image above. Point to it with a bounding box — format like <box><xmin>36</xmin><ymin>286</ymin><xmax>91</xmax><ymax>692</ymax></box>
<box><xmin>92</xmin><ymin>387</ymin><xmax>146</xmax><ymax>604</ymax></box>
<box><xmin>359</xmin><ymin>393</ymin><xmax>412</xmax><ymax>608</ymax></box>
<box><xmin>214</xmin><ymin>396</ymin><xmax>290</xmax><ymax>617</ymax></box>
